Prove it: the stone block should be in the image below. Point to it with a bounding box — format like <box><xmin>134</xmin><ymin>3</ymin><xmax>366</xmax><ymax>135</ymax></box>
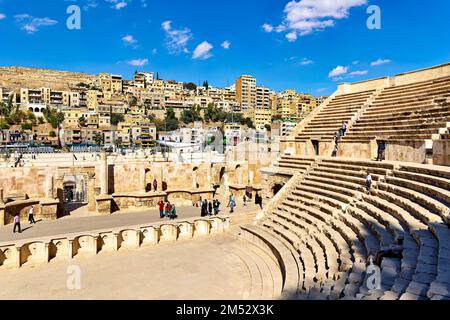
<box><xmin>194</xmin><ymin>220</ymin><xmax>211</xmax><ymax>237</ymax></box>
<box><xmin>119</xmin><ymin>229</ymin><xmax>140</xmax><ymax>250</ymax></box>
<box><xmin>98</xmin><ymin>232</ymin><xmax>118</xmax><ymax>253</ymax></box>
<box><xmin>49</xmin><ymin>238</ymin><xmax>72</xmax><ymax>261</ymax></box>
<box><xmin>0</xmin><ymin>245</ymin><xmax>20</xmax><ymax>269</ymax></box>
<box><xmin>178</xmin><ymin>222</ymin><xmax>194</xmax><ymax>240</ymax></box>
<box><xmin>20</xmin><ymin>242</ymin><xmax>48</xmax><ymax>266</ymax></box>
<box><xmin>140</xmin><ymin>226</ymin><xmax>159</xmax><ymax>246</ymax></box>
<box><xmin>73</xmin><ymin>235</ymin><xmax>98</xmax><ymax>256</ymax></box>
<box><xmin>160</xmin><ymin>224</ymin><xmax>178</xmax><ymax>242</ymax></box>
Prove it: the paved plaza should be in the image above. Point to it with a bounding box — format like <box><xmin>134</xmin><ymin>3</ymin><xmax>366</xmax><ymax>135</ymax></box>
<box><xmin>0</xmin><ymin>201</ymin><xmax>261</xmax><ymax>243</ymax></box>
<box><xmin>0</xmin><ymin>235</ymin><xmax>250</xmax><ymax>300</ymax></box>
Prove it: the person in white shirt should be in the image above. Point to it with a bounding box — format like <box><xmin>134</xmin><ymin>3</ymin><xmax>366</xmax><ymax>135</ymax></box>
<box><xmin>28</xmin><ymin>206</ymin><xmax>36</xmax><ymax>224</ymax></box>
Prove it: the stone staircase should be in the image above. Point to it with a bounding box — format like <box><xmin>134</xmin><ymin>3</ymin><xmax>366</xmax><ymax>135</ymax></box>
<box><xmin>342</xmin><ymin>75</ymin><xmax>450</xmax><ymax>142</ymax></box>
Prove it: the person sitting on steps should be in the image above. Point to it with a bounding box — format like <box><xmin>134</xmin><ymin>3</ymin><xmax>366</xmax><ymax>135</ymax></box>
<box><xmin>375</xmin><ymin>237</ymin><xmax>404</xmax><ymax>267</ymax></box>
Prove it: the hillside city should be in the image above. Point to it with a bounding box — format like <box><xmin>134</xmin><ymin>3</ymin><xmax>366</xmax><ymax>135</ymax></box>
<box><xmin>0</xmin><ymin>67</ymin><xmax>327</xmax><ymax>152</ymax></box>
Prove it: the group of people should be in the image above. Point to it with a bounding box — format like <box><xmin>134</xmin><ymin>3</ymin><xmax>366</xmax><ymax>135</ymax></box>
<box><xmin>230</xmin><ymin>192</ymin><xmax>263</xmax><ymax>213</ymax></box>
<box><xmin>13</xmin><ymin>205</ymin><xmax>37</xmax><ymax>234</ymax></box>
<box><xmin>198</xmin><ymin>198</ymin><xmax>221</xmax><ymax>217</ymax></box>
<box><xmin>331</xmin><ymin>122</ymin><xmax>348</xmax><ymax>157</ymax></box>
<box><xmin>158</xmin><ymin>200</ymin><xmax>178</xmax><ymax>220</ymax></box>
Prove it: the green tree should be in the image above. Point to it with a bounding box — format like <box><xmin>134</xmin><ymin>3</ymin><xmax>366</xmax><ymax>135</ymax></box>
<box><xmin>111</xmin><ymin>114</ymin><xmax>125</xmax><ymax>126</ymax></box>
<box><xmin>164</xmin><ymin>107</ymin><xmax>179</xmax><ymax>131</ymax></box>
<box><xmin>129</xmin><ymin>96</ymin><xmax>138</xmax><ymax>107</ymax></box>
<box><xmin>181</xmin><ymin>106</ymin><xmax>202</xmax><ymax>124</ymax></box>
<box><xmin>184</xmin><ymin>82</ymin><xmax>197</xmax><ymax>91</ymax></box>
<box><xmin>93</xmin><ymin>132</ymin><xmax>104</xmax><ymax>146</ymax></box>
<box><xmin>203</xmin><ymin>80</ymin><xmax>209</xmax><ymax>90</ymax></box>
<box><xmin>49</xmin><ymin>131</ymin><xmax>57</xmax><ymax>138</ymax></box>
<box><xmin>79</xmin><ymin>116</ymin><xmax>87</xmax><ymax>127</ymax></box>
<box><xmin>21</xmin><ymin>123</ymin><xmax>33</xmax><ymax>131</ymax></box>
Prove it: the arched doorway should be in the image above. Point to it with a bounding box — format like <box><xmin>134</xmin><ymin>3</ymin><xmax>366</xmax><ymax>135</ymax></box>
<box><xmin>61</xmin><ymin>174</ymin><xmax>88</xmax><ymax>217</ymax></box>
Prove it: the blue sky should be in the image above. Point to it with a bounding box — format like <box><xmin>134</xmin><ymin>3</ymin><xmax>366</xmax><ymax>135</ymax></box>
<box><xmin>0</xmin><ymin>0</ymin><xmax>449</xmax><ymax>96</ymax></box>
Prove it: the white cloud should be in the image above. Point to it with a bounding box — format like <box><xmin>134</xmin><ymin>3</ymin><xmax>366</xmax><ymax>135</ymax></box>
<box><xmin>349</xmin><ymin>70</ymin><xmax>368</xmax><ymax>76</ymax></box>
<box><xmin>192</xmin><ymin>41</ymin><xmax>213</xmax><ymax>60</ymax></box>
<box><xmin>264</xmin><ymin>0</ymin><xmax>367</xmax><ymax>41</ymax></box>
<box><xmin>328</xmin><ymin>65</ymin><xmax>348</xmax><ymax>78</ymax></box>
<box><xmin>152</xmin><ymin>48</ymin><xmax>158</xmax><ymax>55</ymax></box>
<box><xmin>127</xmin><ymin>59</ymin><xmax>149</xmax><ymax>66</ymax></box>
<box><xmin>122</xmin><ymin>34</ymin><xmax>137</xmax><ymax>45</ymax></box>
<box><xmin>83</xmin><ymin>0</ymin><xmax>99</xmax><ymax>11</ymax></box>
<box><xmin>162</xmin><ymin>20</ymin><xmax>193</xmax><ymax>55</ymax></box>
<box><xmin>15</xmin><ymin>14</ymin><xmax>58</xmax><ymax>34</ymax></box>
<box><xmin>221</xmin><ymin>40</ymin><xmax>231</xmax><ymax>49</ymax></box>
<box><xmin>105</xmin><ymin>0</ymin><xmax>128</xmax><ymax>10</ymax></box>
<box><xmin>286</xmin><ymin>31</ymin><xmax>298</xmax><ymax>42</ymax></box>
<box><xmin>371</xmin><ymin>58</ymin><xmax>391</xmax><ymax>66</ymax></box>
<box><xmin>262</xmin><ymin>23</ymin><xmax>274</xmax><ymax>32</ymax></box>
<box><xmin>0</xmin><ymin>13</ymin><xmax>6</xmax><ymax>20</ymax></box>
<box><xmin>298</xmin><ymin>58</ymin><xmax>314</xmax><ymax>66</ymax></box>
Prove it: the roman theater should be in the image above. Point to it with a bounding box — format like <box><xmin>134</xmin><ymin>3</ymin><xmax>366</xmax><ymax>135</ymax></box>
<box><xmin>1</xmin><ymin>63</ymin><xmax>450</xmax><ymax>300</ymax></box>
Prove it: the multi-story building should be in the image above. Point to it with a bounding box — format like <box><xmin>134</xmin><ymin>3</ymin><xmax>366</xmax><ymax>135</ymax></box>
<box><xmin>0</xmin><ymin>88</ymin><xmax>16</xmax><ymax>105</ymax></box>
<box><xmin>315</xmin><ymin>96</ymin><xmax>328</xmax><ymax>107</ymax></box>
<box><xmin>251</xmin><ymin>108</ymin><xmax>272</xmax><ymax>130</ymax></box>
<box><xmin>87</xmin><ymin>89</ymin><xmax>103</xmax><ymax>112</ymax></box>
<box><xmin>271</xmin><ymin>120</ymin><xmax>297</xmax><ymax>137</ymax></box>
<box><xmin>63</xmin><ymin>108</ymin><xmax>90</xmax><ymax>128</ymax></box>
<box><xmin>235</xmin><ymin>75</ymin><xmax>256</xmax><ymax>112</ymax></box>
<box><xmin>256</xmin><ymin>86</ymin><xmax>270</xmax><ymax>109</ymax></box>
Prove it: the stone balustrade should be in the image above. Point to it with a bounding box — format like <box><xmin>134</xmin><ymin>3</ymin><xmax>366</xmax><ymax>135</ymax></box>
<box><xmin>0</xmin><ymin>216</ymin><xmax>230</xmax><ymax>270</ymax></box>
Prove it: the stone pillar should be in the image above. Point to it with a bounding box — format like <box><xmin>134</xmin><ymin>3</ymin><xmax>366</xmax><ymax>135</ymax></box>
<box><xmin>140</xmin><ymin>167</ymin><xmax>147</xmax><ymax>193</ymax></box>
<box><xmin>192</xmin><ymin>170</ymin><xmax>197</xmax><ymax>189</ymax></box>
<box><xmin>45</xmin><ymin>175</ymin><xmax>54</xmax><ymax>199</ymax></box>
<box><xmin>100</xmin><ymin>152</ymin><xmax>108</xmax><ymax>195</ymax></box>
<box><xmin>206</xmin><ymin>164</ymin><xmax>212</xmax><ymax>187</ymax></box>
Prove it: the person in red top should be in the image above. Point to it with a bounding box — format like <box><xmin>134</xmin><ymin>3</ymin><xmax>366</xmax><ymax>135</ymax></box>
<box><xmin>158</xmin><ymin>200</ymin><xmax>165</xmax><ymax>218</ymax></box>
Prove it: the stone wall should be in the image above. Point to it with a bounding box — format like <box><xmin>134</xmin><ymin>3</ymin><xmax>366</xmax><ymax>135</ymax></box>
<box><xmin>339</xmin><ymin>140</ymin><xmax>377</xmax><ymax>159</ymax></box>
<box><xmin>433</xmin><ymin>140</ymin><xmax>450</xmax><ymax>166</ymax></box>
<box><xmin>386</xmin><ymin>140</ymin><xmax>427</xmax><ymax>164</ymax></box>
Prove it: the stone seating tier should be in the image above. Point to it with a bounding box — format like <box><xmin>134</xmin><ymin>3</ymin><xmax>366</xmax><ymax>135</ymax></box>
<box><xmin>246</xmin><ymin>157</ymin><xmax>450</xmax><ymax>299</ymax></box>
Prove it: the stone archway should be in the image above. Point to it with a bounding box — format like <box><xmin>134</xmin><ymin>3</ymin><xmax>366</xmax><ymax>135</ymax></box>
<box><xmin>55</xmin><ymin>167</ymin><xmax>97</xmax><ymax>217</ymax></box>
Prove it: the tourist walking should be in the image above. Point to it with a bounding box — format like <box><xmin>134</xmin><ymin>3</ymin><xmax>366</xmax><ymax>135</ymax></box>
<box><xmin>255</xmin><ymin>193</ymin><xmax>263</xmax><ymax>210</ymax></box>
<box><xmin>158</xmin><ymin>200</ymin><xmax>165</xmax><ymax>218</ymax></box>
<box><xmin>213</xmin><ymin>199</ymin><xmax>221</xmax><ymax>215</ymax></box>
<box><xmin>208</xmin><ymin>201</ymin><xmax>213</xmax><ymax>216</ymax></box>
<box><xmin>377</xmin><ymin>141</ymin><xmax>386</xmax><ymax>161</ymax></box>
<box><xmin>341</xmin><ymin>121</ymin><xmax>347</xmax><ymax>136</ymax></box>
<box><xmin>228</xmin><ymin>194</ymin><xmax>236</xmax><ymax>213</ymax></box>
<box><xmin>28</xmin><ymin>205</ymin><xmax>36</xmax><ymax>224</ymax></box>
<box><xmin>153</xmin><ymin>179</ymin><xmax>158</xmax><ymax>192</ymax></box>
<box><xmin>365</xmin><ymin>173</ymin><xmax>373</xmax><ymax>194</ymax></box>
<box><xmin>201</xmin><ymin>200</ymin><xmax>208</xmax><ymax>217</ymax></box>
<box><xmin>13</xmin><ymin>215</ymin><xmax>21</xmax><ymax>233</ymax></box>
<box><xmin>243</xmin><ymin>195</ymin><xmax>247</xmax><ymax>207</ymax></box>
